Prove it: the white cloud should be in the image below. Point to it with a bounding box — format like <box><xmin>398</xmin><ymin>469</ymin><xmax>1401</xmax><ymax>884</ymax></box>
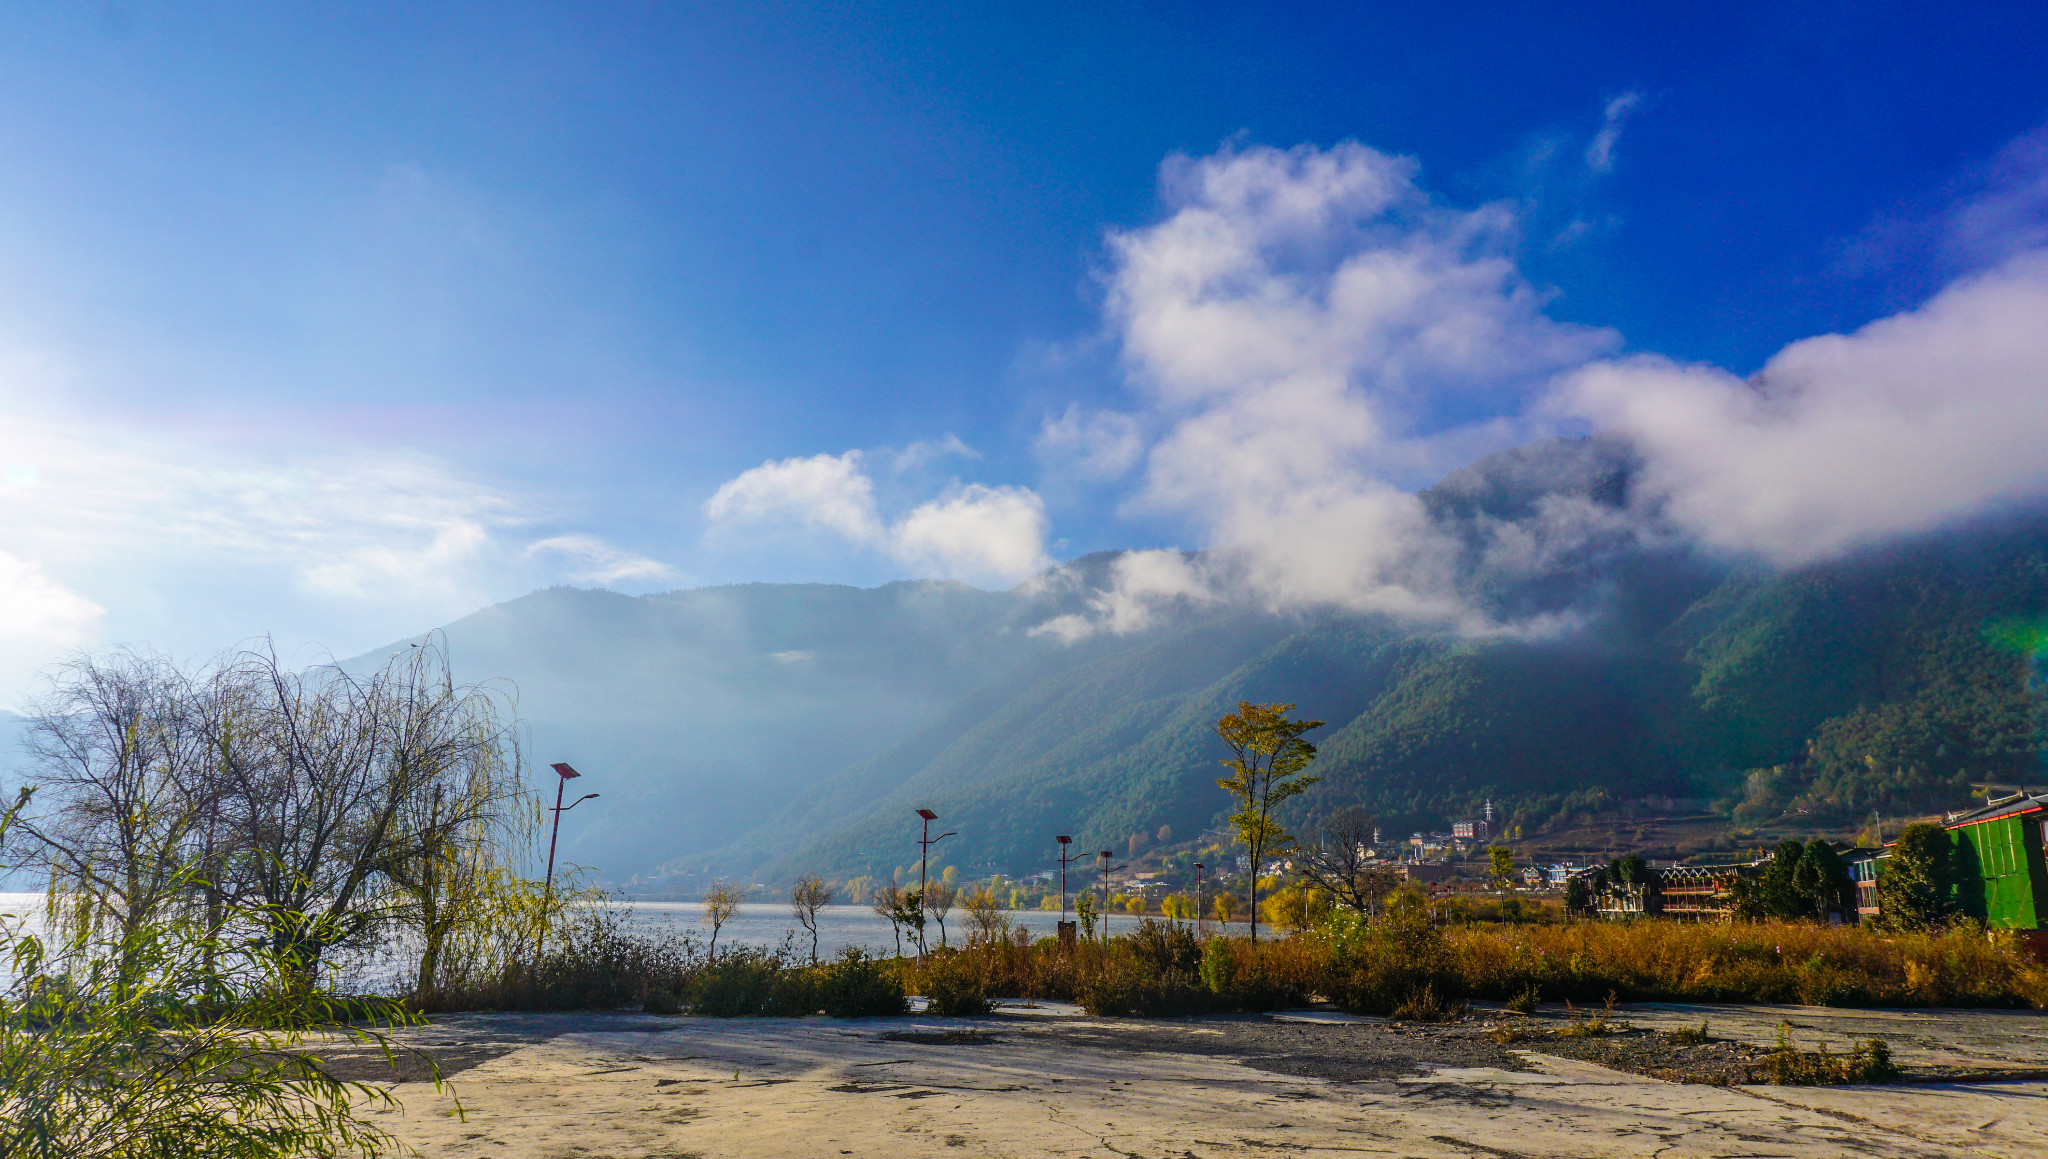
<box><xmin>524</xmin><ymin>534</ymin><xmax>677</xmax><ymax>585</ymax></box>
<box><xmin>1584</xmin><ymin>92</ymin><xmax>1643</xmax><ymax>174</ymax></box>
<box><xmin>1030</xmin><ymin>549</ymin><xmax>1214</xmax><ymax>643</ymax></box>
<box><xmin>1043</xmin><ymin>141</ymin><xmax>1616</xmax><ymax>637</ymax></box>
<box><xmin>1035</xmin><ymin>405</ymin><xmax>1145</xmax><ymax>482</ymax></box>
<box><xmin>1554</xmin><ymin>251</ymin><xmax>2048</xmax><ymax>562</ymax></box>
<box><xmin>0</xmin><ymin>381</ymin><xmax>674</xmax><ymax>703</ymax></box>
<box><xmin>701</xmin><ymin>451</ymin><xmax>885</xmax><ymax>545</ymax></box>
<box><xmin>0</xmin><ymin>550</ymin><xmax>103</xmax><ymax>698</ymax></box>
<box><xmin>890</xmin><ymin>484</ymin><xmax>1050</xmax><ymax>585</ymax></box>
<box><xmin>890</xmin><ymin>433</ymin><xmax>978</xmax><ymax>472</ymax></box>
<box><xmin>702</xmin><ymin>451</ymin><xmax>1051</xmax><ymax>586</ymax></box>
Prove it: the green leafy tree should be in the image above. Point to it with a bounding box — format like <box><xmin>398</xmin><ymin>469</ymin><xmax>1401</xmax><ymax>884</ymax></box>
<box><xmin>1214</xmin><ymin>701</ymin><xmax>1324</xmax><ymax>942</ymax></box>
<box><xmin>1876</xmin><ymin>822</ymin><xmax>1959</xmax><ymax>930</ymax></box>
<box><xmin>1563</xmin><ymin>874</ymin><xmax>1593</xmax><ymax>917</ymax></box>
<box><xmin>890</xmin><ymin>887</ymin><xmax>928</xmax><ymax>954</ymax></box>
<box><xmin>1793</xmin><ymin>839</ymin><xmax>1854</xmax><ymax>921</ymax></box>
<box><xmin>1755</xmin><ymin>839</ymin><xmax>1808</xmax><ymax>918</ymax></box>
<box><xmin>1486</xmin><ymin>846</ymin><xmax>1515</xmax><ymax>891</ymax></box>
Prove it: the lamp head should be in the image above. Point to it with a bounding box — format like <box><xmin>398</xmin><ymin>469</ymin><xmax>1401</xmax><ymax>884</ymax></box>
<box><xmin>551</xmin><ymin>762</ymin><xmax>580</xmax><ymax>780</ymax></box>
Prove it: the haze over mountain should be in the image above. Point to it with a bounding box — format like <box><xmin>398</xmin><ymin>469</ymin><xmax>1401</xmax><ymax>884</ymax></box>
<box><xmin>353</xmin><ymin>435</ymin><xmax>2048</xmax><ymax>888</ymax></box>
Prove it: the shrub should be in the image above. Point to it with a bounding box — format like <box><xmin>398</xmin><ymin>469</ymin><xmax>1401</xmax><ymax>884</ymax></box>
<box><xmin>1190</xmin><ymin>936</ymin><xmax>1307</xmax><ymax>1012</ymax></box>
<box><xmin>0</xmin><ymin>909</ymin><xmax>425</xmax><ymax>1159</ymax></box>
<box><xmin>1199</xmin><ymin>937</ymin><xmax>1234</xmax><ymax>995</ymax></box>
<box><xmin>919</xmin><ymin>951</ymin><xmax>994</xmax><ymax>1016</ymax></box>
<box><xmin>1129</xmin><ymin>919</ymin><xmax>1201</xmax><ymax>974</ymax></box>
<box><xmin>818</xmin><ymin>947</ymin><xmax>907</xmax><ymax>1018</ymax></box>
<box><xmin>688</xmin><ymin>948</ymin><xmax>787</xmax><ymax>1016</ymax></box>
<box><xmin>1077</xmin><ymin>955</ymin><xmax>1209</xmax><ymax>1017</ymax></box>
<box><xmin>1322</xmin><ymin>910</ymin><xmax>1461</xmax><ymax>1016</ymax></box>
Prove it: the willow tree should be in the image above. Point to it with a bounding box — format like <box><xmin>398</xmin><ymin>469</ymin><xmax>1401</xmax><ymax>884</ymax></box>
<box><xmin>1214</xmin><ymin>701</ymin><xmax>1323</xmax><ymax>942</ymax></box>
<box><xmin>12</xmin><ymin>651</ymin><xmax>220</xmax><ymax>970</ymax></box>
<box><xmin>374</xmin><ymin>650</ymin><xmax>534</xmax><ymax>997</ymax></box>
<box><xmin>201</xmin><ymin>638</ymin><xmax>531</xmax><ymax>984</ymax></box>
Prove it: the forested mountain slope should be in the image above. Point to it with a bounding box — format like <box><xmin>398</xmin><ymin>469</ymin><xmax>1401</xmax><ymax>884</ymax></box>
<box><xmin>352</xmin><ymin>438</ymin><xmax>2048</xmax><ymax>885</ymax></box>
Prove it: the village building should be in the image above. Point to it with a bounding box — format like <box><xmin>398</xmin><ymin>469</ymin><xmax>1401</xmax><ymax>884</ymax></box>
<box><xmin>1850</xmin><ymin>790</ymin><xmax>2048</xmax><ymax>953</ymax></box>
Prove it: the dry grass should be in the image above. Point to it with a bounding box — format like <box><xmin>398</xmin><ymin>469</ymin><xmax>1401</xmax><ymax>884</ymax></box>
<box><xmin>1440</xmin><ymin>920</ymin><xmax>2048</xmax><ymax>1007</ymax></box>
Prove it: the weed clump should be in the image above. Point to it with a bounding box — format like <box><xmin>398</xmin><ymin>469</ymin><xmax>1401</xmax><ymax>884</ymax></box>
<box><xmin>1763</xmin><ymin>1023</ymin><xmax>1901</xmax><ymax>1084</ymax></box>
<box><xmin>1664</xmin><ymin>1020</ymin><xmax>1712</xmax><ymax>1045</ymax></box>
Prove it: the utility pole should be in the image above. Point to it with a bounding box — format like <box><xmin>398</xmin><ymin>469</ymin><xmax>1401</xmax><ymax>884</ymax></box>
<box><xmin>541</xmin><ymin>762</ymin><xmax>599</xmax><ymax>954</ymax></box>
<box><xmin>914</xmin><ymin>809</ymin><xmax>954</xmax><ymax>956</ymax></box>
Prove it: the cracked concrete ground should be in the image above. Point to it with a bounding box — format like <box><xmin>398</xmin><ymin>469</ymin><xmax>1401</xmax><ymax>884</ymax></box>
<box><xmin>361</xmin><ymin>1004</ymin><xmax>2048</xmax><ymax>1158</ymax></box>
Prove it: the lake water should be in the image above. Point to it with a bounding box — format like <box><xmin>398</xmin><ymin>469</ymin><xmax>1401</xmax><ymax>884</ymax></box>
<box><xmin>627</xmin><ymin>901</ymin><xmax>1247</xmax><ymax>956</ymax></box>
<box><xmin>0</xmin><ymin>894</ymin><xmax>1251</xmax><ymax>989</ymax></box>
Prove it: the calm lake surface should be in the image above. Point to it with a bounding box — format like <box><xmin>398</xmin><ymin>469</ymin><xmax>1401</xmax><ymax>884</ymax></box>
<box><xmin>625</xmin><ymin>901</ymin><xmax>1247</xmax><ymax>955</ymax></box>
<box><xmin>0</xmin><ymin>893</ymin><xmax>1251</xmax><ymax>987</ymax></box>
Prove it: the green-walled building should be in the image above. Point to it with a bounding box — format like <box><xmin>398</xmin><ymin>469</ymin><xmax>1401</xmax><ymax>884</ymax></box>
<box><xmin>1850</xmin><ymin>791</ymin><xmax>2048</xmax><ymax>954</ymax></box>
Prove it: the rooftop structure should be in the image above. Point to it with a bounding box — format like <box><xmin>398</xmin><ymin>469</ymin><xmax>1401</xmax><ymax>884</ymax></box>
<box><xmin>1850</xmin><ymin>790</ymin><xmax>2048</xmax><ymax>953</ymax></box>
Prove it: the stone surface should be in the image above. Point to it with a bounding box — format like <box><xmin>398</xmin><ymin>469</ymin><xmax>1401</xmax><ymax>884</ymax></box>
<box><xmin>364</xmin><ymin>1005</ymin><xmax>2048</xmax><ymax>1158</ymax></box>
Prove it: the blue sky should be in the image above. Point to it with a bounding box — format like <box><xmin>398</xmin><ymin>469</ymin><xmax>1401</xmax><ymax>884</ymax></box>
<box><xmin>2</xmin><ymin>2</ymin><xmax>2047</xmax><ymax>700</ymax></box>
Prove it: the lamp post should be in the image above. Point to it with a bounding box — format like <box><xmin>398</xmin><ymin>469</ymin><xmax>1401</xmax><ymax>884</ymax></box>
<box><xmin>1194</xmin><ymin>862</ymin><xmax>1205</xmax><ymax>939</ymax></box>
<box><xmin>1056</xmin><ymin>836</ymin><xmax>1089</xmax><ymax>922</ymax></box>
<box><xmin>1097</xmin><ymin>851</ymin><xmax>1126</xmax><ymax>943</ymax></box>
<box><xmin>541</xmin><ymin>762</ymin><xmax>599</xmax><ymax>953</ymax></box>
<box><xmin>915</xmin><ymin>809</ymin><xmax>955</xmax><ymax>956</ymax></box>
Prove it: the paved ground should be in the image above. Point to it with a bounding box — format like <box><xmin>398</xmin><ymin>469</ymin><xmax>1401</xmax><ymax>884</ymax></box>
<box><xmin>361</xmin><ymin>1003</ymin><xmax>2048</xmax><ymax>1158</ymax></box>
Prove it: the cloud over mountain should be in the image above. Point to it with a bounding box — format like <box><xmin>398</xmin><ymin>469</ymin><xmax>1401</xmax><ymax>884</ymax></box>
<box><xmin>1557</xmin><ymin>252</ymin><xmax>2048</xmax><ymax>563</ymax></box>
<box><xmin>1041</xmin><ymin>140</ymin><xmax>2048</xmax><ymax>639</ymax></box>
<box><xmin>703</xmin><ymin>448</ymin><xmax>1050</xmax><ymax>587</ymax></box>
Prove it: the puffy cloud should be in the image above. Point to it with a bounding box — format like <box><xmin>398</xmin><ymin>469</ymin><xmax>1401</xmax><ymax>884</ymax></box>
<box><xmin>1044</xmin><ymin>137</ymin><xmax>2048</xmax><ymax>641</ymax></box>
<box><xmin>702</xmin><ymin>451</ymin><xmax>1050</xmax><ymax>586</ymax></box>
<box><xmin>1052</xmin><ymin>141</ymin><xmax>1617</xmax><ymax>637</ymax></box>
<box><xmin>891</xmin><ymin>484</ymin><xmax>1050</xmax><ymax>585</ymax></box>
<box><xmin>1030</xmin><ymin>549</ymin><xmax>1214</xmax><ymax>643</ymax></box>
<box><xmin>701</xmin><ymin>451</ymin><xmax>885</xmax><ymax>545</ymax></box>
<box><xmin>1555</xmin><ymin>251</ymin><xmax>2048</xmax><ymax>562</ymax></box>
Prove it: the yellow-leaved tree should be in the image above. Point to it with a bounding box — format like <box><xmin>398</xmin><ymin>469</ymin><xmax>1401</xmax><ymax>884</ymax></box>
<box><xmin>1214</xmin><ymin>701</ymin><xmax>1323</xmax><ymax>942</ymax></box>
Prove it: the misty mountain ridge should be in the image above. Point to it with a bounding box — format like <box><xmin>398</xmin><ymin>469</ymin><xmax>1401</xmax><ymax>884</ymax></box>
<box><xmin>340</xmin><ymin>435</ymin><xmax>2048</xmax><ymax>886</ymax></box>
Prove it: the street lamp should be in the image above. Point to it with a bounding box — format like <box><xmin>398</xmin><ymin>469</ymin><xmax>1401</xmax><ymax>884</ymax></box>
<box><xmin>1193</xmin><ymin>862</ymin><xmax>1205</xmax><ymax>939</ymax></box>
<box><xmin>1097</xmin><ymin>850</ymin><xmax>1127</xmax><ymax>943</ymax></box>
<box><xmin>1056</xmin><ymin>836</ymin><xmax>1089</xmax><ymax>922</ymax></box>
<box><xmin>914</xmin><ymin>808</ymin><xmax>955</xmax><ymax>956</ymax></box>
<box><xmin>541</xmin><ymin>762</ymin><xmax>599</xmax><ymax>953</ymax></box>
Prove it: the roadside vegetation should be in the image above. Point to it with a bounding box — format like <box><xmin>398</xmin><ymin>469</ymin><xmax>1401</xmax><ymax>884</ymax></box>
<box><xmin>4</xmin><ymin>644</ymin><xmax>2040</xmax><ymax>1158</ymax></box>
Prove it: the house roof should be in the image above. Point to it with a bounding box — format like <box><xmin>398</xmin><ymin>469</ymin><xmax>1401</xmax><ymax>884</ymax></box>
<box><xmin>1942</xmin><ymin>790</ymin><xmax>2048</xmax><ymax>830</ymax></box>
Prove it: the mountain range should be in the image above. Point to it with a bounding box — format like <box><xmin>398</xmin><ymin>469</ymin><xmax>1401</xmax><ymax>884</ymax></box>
<box><xmin>338</xmin><ymin>436</ymin><xmax>2048</xmax><ymax>887</ymax></box>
